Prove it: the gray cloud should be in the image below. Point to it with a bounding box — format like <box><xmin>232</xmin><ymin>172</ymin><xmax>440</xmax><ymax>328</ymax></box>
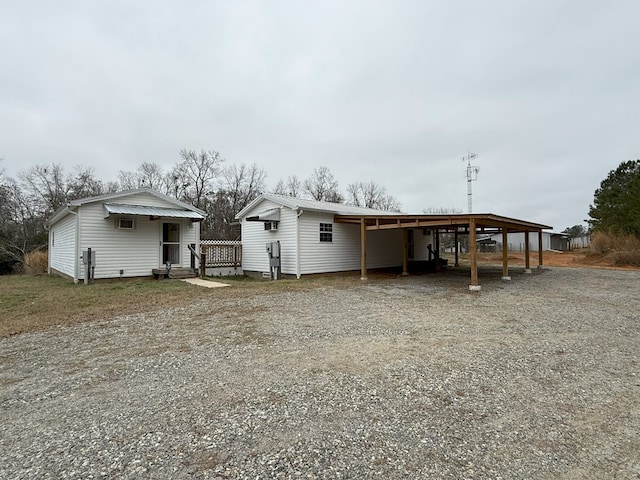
<box><xmin>2</xmin><ymin>0</ymin><xmax>639</xmax><ymax>230</ymax></box>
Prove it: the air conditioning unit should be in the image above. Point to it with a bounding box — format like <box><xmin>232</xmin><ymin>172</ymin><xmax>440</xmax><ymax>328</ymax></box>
<box><xmin>264</xmin><ymin>221</ymin><xmax>279</xmax><ymax>231</ymax></box>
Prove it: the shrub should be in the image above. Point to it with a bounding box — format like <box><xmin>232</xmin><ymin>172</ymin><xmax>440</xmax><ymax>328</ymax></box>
<box><xmin>591</xmin><ymin>231</ymin><xmax>640</xmax><ymax>266</ymax></box>
<box><xmin>22</xmin><ymin>250</ymin><xmax>48</xmax><ymax>274</ymax></box>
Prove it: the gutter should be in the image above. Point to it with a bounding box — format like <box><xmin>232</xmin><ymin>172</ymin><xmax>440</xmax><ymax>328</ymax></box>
<box><xmin>69</xmin><ymin>208</ymin><xmax>80</xmax><ymax>283</ymax></box>
<box><xmin>296</xmin><ymin>209</ymin><xmax>303</xmax><ymax>279</ymax></box>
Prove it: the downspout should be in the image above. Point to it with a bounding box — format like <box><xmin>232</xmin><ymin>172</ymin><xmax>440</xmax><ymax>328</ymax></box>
<box><xmin>68</xmin><ymin>208</ymin><xmax>80</xmax><ymax>283</ymax></box>
<box><xmin>296</xmin><ymin>208</ymin><xmax>303</xmax><ymax>279</ymax></box>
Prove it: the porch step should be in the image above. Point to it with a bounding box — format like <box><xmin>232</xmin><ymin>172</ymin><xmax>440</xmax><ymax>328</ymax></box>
<box><xmin>153</xmin><ymin>267</ymin><xmax>198</xmax><ymax>279</ymax></box>
<box><xmin>168</xmin><ymin>267</ymin><xmax>198</xmax><ymax>279</ymax></box>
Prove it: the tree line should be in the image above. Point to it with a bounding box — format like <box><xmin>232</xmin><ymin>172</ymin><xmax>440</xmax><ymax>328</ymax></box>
<box><xmin>0</xmin><ymin>150</ymin><xmax>400</xmax><ymax>272</ymax></box>
<box><xmin>5</xmin><ymin>150</ymin><xmax>635</xmax><ymax>272</ymax></box>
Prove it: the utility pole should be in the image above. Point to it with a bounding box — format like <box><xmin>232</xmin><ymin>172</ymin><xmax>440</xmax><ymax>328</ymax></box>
<box><xmin>462</xmin><ymin>152</ymin><xmax>479</xmax><ymax>213</ymax></box>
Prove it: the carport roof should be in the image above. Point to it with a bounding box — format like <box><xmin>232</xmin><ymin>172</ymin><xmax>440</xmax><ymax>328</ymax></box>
<box><xmin>334</xmin><ymin>213</ymin><xmax>552</xmax><ymax>232</ymax></box>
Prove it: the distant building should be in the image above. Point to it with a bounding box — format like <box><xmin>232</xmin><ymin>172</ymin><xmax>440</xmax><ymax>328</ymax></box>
<box><xmin>476</xmin><ymin>231</ymin><xmax>569</xmax><ymax>252</ymax></box>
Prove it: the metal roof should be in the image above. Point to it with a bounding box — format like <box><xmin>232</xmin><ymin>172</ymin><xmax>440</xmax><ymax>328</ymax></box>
<box><xmin>46</xmin><ymin>188</ymin><xmax>206</xmax><ymax>226</ymax></box>
<box><xmin>104</xmin><ymin>203</ymin><xmax>205</xmax><ymax>220</ymax></box>
<box><xmin>236</xmin><ymin>193</ymin><xmax>402</xmax><ymax>219</ymax></box>
<box><xmin>246</xmin><ymin>208</ymin><xmax>281</xmax><ymax>222</ymax></box>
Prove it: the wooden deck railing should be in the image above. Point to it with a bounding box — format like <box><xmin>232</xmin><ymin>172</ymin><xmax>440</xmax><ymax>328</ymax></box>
<box><xmin>200</xmin><ymin>240</ymin><xmax>242</xmax><ymax>267</ymax></box>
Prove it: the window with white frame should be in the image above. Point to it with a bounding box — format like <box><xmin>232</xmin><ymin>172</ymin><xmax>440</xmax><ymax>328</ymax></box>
<box><xmin>117</xmin><ymin>218</ymin><xmax>135</xmax><ymax>229</ymax></box>
<box><xmin>320</xmin><ymin>223</ymin><xmax>333</xmax><ymax>242</ymax></box>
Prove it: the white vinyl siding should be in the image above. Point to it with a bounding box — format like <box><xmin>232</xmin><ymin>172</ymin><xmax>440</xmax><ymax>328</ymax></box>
<box><xmin>77</xmin><ymin>199</ymin><xmax>198</xmax><ymax>280</ymax></box>
<box><xmin>239</xmin><ymin>198</ymin><xmax>407</xmax><ymax>277</ymax></box>
<box><xmin>412</xmin><ymin>228</ymin><xmax>434</xmax><ymax>261</ymax></box>
<box><xmin>298</xmin><ymin>212</ymin><xmax>402</xmax><ymax>274</ymax></box>
<box><xmin>240</xmin><ymin>201</ymin><xmax>297</xmax><ymax>274</ymax></box>
<box><xmin>49</xmin><ymin>213</ymin><xmax>76</xmax><ymax>277</ymax></box>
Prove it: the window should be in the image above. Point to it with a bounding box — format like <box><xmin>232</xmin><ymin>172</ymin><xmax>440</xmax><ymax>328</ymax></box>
<box><xmin>264</xmin><ymin>221</ymin><xmax>278</xmax><ymax>231</ymax></box>
<box><xmin>320</xmin><ymin>223</ymin><xmax>333</xmax><ymax>242</ymax></box>
<box><xmin>117</xmin><ymin>218</ymin><xmax>135</xmax><ymax>229</ymax></box>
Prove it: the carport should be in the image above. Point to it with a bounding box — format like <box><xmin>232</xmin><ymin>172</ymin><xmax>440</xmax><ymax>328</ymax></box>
<box><xmin>334</xmin><ymin>213</ymin><xmax>552</xmax><ymax>291</ymax></box>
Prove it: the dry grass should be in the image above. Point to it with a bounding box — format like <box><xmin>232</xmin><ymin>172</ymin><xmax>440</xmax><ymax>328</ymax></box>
<box><xmin>0</xmin><ymin>275</ymin><xmax>211</xmax><ymax>337</ymax></box>
<box><xmin>590</xmin><ymin>231</ymin><xmax>640</xmax><ymax>266</ymax></box>
<box><xmin>22</xmin><ymin>250</ymin><xmax>48</xmax><ymax>274</ymax></box>
<box><xmin>0</xmin><ymin>272</ymin><xmax>379</xmax><ymax>338</ymax></box>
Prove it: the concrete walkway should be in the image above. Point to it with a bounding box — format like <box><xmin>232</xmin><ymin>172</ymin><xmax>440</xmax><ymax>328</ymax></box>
<box><xmin>181</xmin><ymin>278</ymin><xmax>230</xmax><ymax>288</ymax></box>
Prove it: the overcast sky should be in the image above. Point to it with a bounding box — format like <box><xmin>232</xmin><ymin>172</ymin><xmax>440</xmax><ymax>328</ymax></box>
<box><xmin>1</xmin><ymin>1</ymin><xmax>639</xmax><ymax>230</ymax></box>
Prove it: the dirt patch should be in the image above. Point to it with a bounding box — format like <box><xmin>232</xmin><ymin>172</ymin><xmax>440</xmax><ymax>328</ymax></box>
<box><xmin>450</xmin><ymin>250</ymin><xmax>640</xmax><ymax>270</ymax></box>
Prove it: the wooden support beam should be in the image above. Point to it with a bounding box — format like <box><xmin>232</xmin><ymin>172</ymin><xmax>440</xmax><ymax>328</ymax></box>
<box><xmin>454</xmin><ymin>230</ymin><xmax>459</xmax><ymax>267</ymax></box>
<box><xmin>363</xmin><ymin>218</ymin><xmax>473</xmax><ymax>230</ymax></box>
<box><xmin>469</xmin><ymin>219</ymin><xmax>480</xmax><ymax>290</ymax></box>
<box><xmin>538</xmin><ymin>230</ymin><xmax>544</xmax><ymax>268</ymax></box>
<box><xmin>435</xmin><ymin>228</ymin><xmax>441</xmax><ymax>271</ymax></box>
<box><xmin>524</xmin><ymin>231</ymin><xmax>531</xmax><ymax>273</ymax></box>
<box><xmin>402</xmin><ymin>228</ymin><xmax>409</xmax><ymax>276</ymax></box>
<box><xmin>502</xmin><ymin>228</ymin><xmax>510</xmax><ymax>280</ymax></box>
<box><xmin>360</xmin><ymin>218</ymin><xmax>367</xmax><ymax>281</ymax></box>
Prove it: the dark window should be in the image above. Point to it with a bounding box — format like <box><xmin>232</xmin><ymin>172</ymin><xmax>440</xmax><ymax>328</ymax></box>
<box><xmin>118</xmin><ymin>218</ymin><xmax>135</xmax><ymax>229</ymax></box>
<box><xmin>320</xmin><ymin>223</ymin><xmax>333</xmax><ymax>242</ymax></box>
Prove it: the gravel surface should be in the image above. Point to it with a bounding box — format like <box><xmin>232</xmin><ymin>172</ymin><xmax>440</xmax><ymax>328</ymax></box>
<box><xmin>1</xmin><ymin>267</ymin><xmax>639</xmax><ymax>479</ymax></box>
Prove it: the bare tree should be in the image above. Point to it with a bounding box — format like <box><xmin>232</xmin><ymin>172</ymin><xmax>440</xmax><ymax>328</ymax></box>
<box><xmin>272</xmin><ymin>175</ymin><xmax>302</xmax><ymax>197</ymax></box>
<box><xmin>67</xmin><ymin>166</ymin><xmax>104</xmax><ymax>199</ymax></box>
<box><xmin>0</xmin><ymin>171</ymin><xmax>46</xmax><ymax>271</ymax></box>
<box><xmin>422</xmin><ymin>207</ymin><xmax>463</xmax><ymax>214</ymax></box>
<box><xmin>222</xmin><ymin>163</ymin><xmax>266</xmax><ymax>210</ymax></box>
<box><xmin>346</xmin><ymin>181</ymin><xmax>401</xmax><ymax>211</ymax></box>
<box><xmin>173</xmin><ymin>149</ymin><xmax>224</xmax><ymax>209</ymax></box>
<box><xmin>206</xmin><ymin>163</ymin><xmax>266</xmax><ymax>238</ymax></box>
<box><xmin>138</xmin><ymin>162</ymin><xmax>166</xmax><ymax>191</ymax></box>
<box><xmin>117</xmin><ymin>162</ymin><xmax>168</xmax><ymax>192</ymax></box>
<box><xmin>303</xmin><ymin>166</ymin><xmax>343</xmax><ymax>203</ymax></box>
<box><xmin>19</xmin><ymin>164</ymin><xmax>70</xmax><ymax>214</ymax></box>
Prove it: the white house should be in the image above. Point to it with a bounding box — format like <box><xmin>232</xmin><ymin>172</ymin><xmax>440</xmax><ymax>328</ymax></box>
<box><xmin>235</xmin><ymin>194</ymin><xmax>436</xmax><ymax>278</ymax></box>
<box><xmin>46</xmin><ymin>188</ymin><xmax>205</xmax><ymax>281</ymax></box>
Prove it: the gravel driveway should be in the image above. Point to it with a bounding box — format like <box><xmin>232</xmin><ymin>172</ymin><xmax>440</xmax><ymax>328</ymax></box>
<box><xmin>1</xmin><ymin>267</ymin><xmax>639</xmax><ymax>479</ymax></box>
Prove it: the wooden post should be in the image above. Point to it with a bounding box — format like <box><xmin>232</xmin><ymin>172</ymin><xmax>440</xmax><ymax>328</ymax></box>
<box><xmin>538</xmin><ymin>230</ymin><xmax>544</xmax><ymax>269</ymax></box>
<box><xmin>454</xmin><ymin>230</ymin><xmax>459</xmax><ymax>267</ymax></box>
<box><xmin>524</xmin><ymin>231</ymin><xmax>531</xmax><ymax>273</ymax></box>
<box><xmin>360</xmin><ymin>218</ymin><xmax>367</xmax><ymax>281</ymax></box>
<box><xmin>200</xmin><ymin>252</ymin><xmax>206</xmax><ymax>279</ymax></box>
<box><xmin>85</xmin><ymin>247</ymin><xmax>92</xmax><ymax>285</ymax></box>
<box><xmin>402</xmin><ymin>229</ymin><xmax>409</xmax><ymax>276</ymax></box>
<box><xmin>469</xmin><ymin>219</ymin><xmax>480</xmax><ymax>290</ymax></box>
<box><xmin>434</xmin><ymin>228</ymin><xmax>441</xmax><ymax>271</ymax></box>
<box><xmin>502</xmin><ymin>229</ymin><xmax>510</xmax><ymax>280</ymax></box>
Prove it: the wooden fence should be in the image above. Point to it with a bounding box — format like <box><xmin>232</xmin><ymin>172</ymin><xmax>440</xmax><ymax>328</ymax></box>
<box><xmin>200</xmin><ymin>240</ymin><xmax>242</xmax><ymax>267</ymax></box>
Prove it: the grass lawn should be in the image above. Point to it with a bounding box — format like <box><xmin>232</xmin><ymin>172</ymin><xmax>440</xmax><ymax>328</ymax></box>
<box><xmin>0</xmin><ymin>273</ymin><xmax>365</xmax><ymax>338</ymax></box>
<box><xmin>0</xmin><ymin>275</ymin><xmax>215</xmax><ymax>337</ymax></box>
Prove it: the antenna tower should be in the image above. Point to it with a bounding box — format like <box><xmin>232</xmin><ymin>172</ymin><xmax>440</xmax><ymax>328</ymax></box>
<box><xmin>462</xmin><ymin>152</ymin><xmax>479</xmax><ymax>213</ymax></box>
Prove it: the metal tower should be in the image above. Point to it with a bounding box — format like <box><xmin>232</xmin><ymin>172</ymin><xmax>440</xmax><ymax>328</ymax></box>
<box><xmin>462</xmin><ymin>152</ymin><xmax>479</xmax><ymax>213</ymax></box>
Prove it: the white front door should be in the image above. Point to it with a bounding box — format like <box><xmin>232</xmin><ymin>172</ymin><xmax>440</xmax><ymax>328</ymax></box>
<box><xmin>162</xmin><ymin>222</ymin><xmax>181</xmax><ymax>266</ymax></box>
